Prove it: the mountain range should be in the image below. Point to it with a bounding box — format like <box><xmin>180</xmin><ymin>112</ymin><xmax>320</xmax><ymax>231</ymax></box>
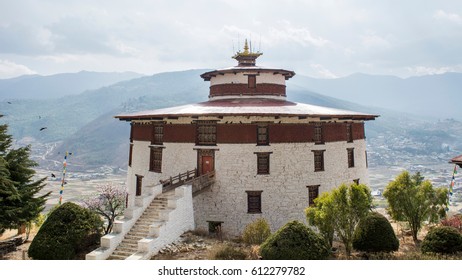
<box><xmin>1</xmin><ymin>70</ymin><xmax>462</xmax><ymax>171</ymax></box>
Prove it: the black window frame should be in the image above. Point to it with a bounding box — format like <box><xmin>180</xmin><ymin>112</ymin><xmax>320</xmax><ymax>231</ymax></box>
<box><xmin>257</xmin><ymin>125</ymin><xmax>269</xmax><ymax>146</ymax></box>
<box><xmin>149</xmin><ymin>147</ymin><xmax>163</xmax><ymax>173</ymax></box>
<box><xmin>246</xmin><ymin>190</ymin><xmax>262</xmax><ymax>214</ymax></box>
<box><xmin>256</xmin><ymin>152</ymin><xmax>270</xmax><ymax>175</ymax></box>
<box><xmin>196</xmin><ymin>121</ymin><xmax>217</xmax><ymax>146</ymax></box>
<box><xmin>347</xmin><ymin>148</ymin><xmax>355</xmax><ymax>168</ymax></box>
<box><xmin>307</xmin><ymin>185</ymin><xmax>320</xmax><ymax>207</ymax></box>
<box><xmin>312</xmin><ymin>150</ymin><xmax>325</xmax><ymax>172</ymax></box>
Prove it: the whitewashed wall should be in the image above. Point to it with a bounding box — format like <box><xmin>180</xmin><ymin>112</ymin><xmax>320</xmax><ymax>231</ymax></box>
<box><xmin>127</xmin><ymin>137</ymin><xmax>369</xmax><ymax>236</ymax></box>
<box><xmin>210</xmin><ymin>72</ymin><xmax>286</xmax><ymax>86</ymax></box>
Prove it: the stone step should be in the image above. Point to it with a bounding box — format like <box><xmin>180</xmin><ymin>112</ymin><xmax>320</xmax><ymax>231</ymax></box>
<box><xmin>111</xmin><ymin>250</ymin><xmax>134</xmax><ymax>257</ymax></box>
<box><xmin>126</xmin><ymin>233</ymin><xmax>149</xmax><ymax>239</ymax></box>
<box><xmin>108</xmin><ymin>255</ymin><xmax>126</xmax><ymax>260</ymax></box>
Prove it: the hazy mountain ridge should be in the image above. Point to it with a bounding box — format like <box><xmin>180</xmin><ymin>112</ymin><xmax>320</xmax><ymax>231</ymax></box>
<box><xmin>1</xmin><ymin>69</ymin><xmax>462</xmax><ymax>170</ymax></box>
<box><xmin>0</xmin><ymin>71</ymin><xmax>145</xmax><ymax>100</ymax></box>
<box><xmin>289</xmin><ymin>72</ymin><xmax>462</xmax><ymax>120</ymax></box>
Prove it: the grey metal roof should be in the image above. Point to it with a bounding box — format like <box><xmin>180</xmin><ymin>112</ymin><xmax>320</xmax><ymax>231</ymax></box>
<box><xmin>116</xmin><ymin>98</ymin><xmax>378</xmax><ymax>121</ymax></box>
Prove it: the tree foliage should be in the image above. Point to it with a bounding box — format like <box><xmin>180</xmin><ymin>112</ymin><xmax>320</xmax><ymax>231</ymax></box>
<box><xmin>383</xmin><ymin>171</ymin><xmax>447</xmax><ymax>243</ymax></box>
<box><xmin>305</xmin><ymin>192</ymin><xmax>335</xmax><ymax>247</ymax></box>
<box><xmin>28</xmin><ymin>202</ymin><xmax>103</xmax><ymax>260</ymax></box>
<box><xmin>260</xmin><ymin>220</ymin><xmax>329</xmax><ymax>260</ymax></box>
<box><xmin>80</xmin><ymin>184</ymin><xmax>127</xmax><ymax>234</ymax></box>
<box><xmin>0</xmin><ymin>123</ymin><xmax>50</xmax><ymax>233</ymax></box>
<box><xmin>305</xmin><ymin>183</ymin><xmax>372</xmax><ymax>257</ymax></box>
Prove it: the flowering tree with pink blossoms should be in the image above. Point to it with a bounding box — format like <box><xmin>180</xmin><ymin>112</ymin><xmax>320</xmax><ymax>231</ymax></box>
<box><xmin>80</xmin><ymin>184</ymin><xmax>127</xmax><ymax>235</ymax></box>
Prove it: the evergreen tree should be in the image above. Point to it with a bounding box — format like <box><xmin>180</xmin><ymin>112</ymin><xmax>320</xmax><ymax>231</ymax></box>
<box><xmin>0</xmin><ymin>122</ymin><xmax>49</xmax><ymax>233</ymax></box>
<box><xmin>6</xmin><ymin>146</ymin><xmax>50</xmax><ymax>231</ymax></box>
<box><xmin>0</xmin><ymin>157</ymin><xmax>21</xmax><ymax>234</ymax></box>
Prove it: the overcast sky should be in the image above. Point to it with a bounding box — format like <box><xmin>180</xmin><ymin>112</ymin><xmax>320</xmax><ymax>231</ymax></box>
<box><xmin>0</xmin><ymin>0</ymin><xmax>461</xmax><ymax>79</ymax></box>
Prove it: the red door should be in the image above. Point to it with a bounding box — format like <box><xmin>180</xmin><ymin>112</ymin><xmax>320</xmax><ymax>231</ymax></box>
<box><xmin>201</xmin><ymin>156</ymin><xmax>213</xmax><ymax>175</ymax></box>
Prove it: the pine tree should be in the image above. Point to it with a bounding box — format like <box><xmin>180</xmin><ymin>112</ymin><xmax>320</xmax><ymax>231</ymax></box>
<box><xmin>0</xmin><ymin>157</ymin><xmax>21</xmax><ymax>234</ymax></box>
<box><xmin>6</xmin><ymin>146</ymin><xmax>50</xmax><ymax>232</ymax></box>
<box><xmin>0</xmin><ymin>122</ymin><xmax>49</xmax><ymax>234</ymax></box>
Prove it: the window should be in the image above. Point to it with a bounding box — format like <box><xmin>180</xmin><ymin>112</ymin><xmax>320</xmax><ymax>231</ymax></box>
<box><xmin>307</xmin><ymin>185</ymin><xmax>320</xmax><ymax>207</ymax></box>
<box><xmin>196</xmin><ymin>121</ymin><xmax>217</xmax><ymax>145</ymax></box>
<box><xmin>346</xmin><ymin>123</ymin><xmax>353</xmax><ymax>143</ymax></box>
<box><xmin>314</xmin><ymin>122</ymin><xmax>324</xmax><ymax>144</ymax></box>
<box><xmin>353</xmin><ymin>179</ymin><xmax>360</xmax><ymax>185</ymax></box>
<box><xmin>256</xmin><ymin>153</ymin><xmax>270</xmax><ymax>174</ymax></box>
<box><xmin>246</xmin><ymin>191</ymin><xmax>262</xmax><ymax>213</ymax></box>
<box><xmin>152</xmin><ymin>124</ymin><xmax>163</xmax><ymax>145</ymax></box>
<box><xmin>149</xmin><ymin>147</ymin><xmax>162</xmax><ymax>173</ymax></box>
<box><xmin>347</xmin><ymin>148</ymin><xmax>355</xmax><ymax>168</ymax></box>
<box><xmin>135</xmin><ymin>175</ymin><xmax>143</xmax><ymax>196</ymax></box>
<box><xmin>248</xmin><ymin>75</ymin><xmax>256</xmax><ymax>88</ymax></box>
<box><xmin>257</xmin><ymin>125</ymin><xmax>269</xmax><ymax>145</ymax></box>
<box><xmin>128</xmin><ymin>143</ymin><xmax>133</xmax><ymax>167</ymax></box>
<box><xmin>312</xmin><ymin>150</ymin><xmax>325</xmax><ymax>172</ymax></box>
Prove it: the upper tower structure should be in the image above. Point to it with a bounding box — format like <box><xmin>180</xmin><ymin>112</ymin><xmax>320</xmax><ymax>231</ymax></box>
<box><xmin>200</xmin><ymin>39</ymin><xmax>295</xmax><ymax>100</ymax></box>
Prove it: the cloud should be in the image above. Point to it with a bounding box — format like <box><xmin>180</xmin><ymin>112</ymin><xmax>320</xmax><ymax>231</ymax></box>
<box><xmin>360</xmin><ymin>32</ymin><xmax>391</xmax><ymax>50</ymax></box>
<box><xmin>0</xmin><ymin>24</ymin><xmax>54</xmax><ymax>54</ymax></box>
<box><xmin>0</xmin><ymin>60</ymin><xmax>36</xmax><ymax>79</ymax></box>
<box><xmin>268</xmin><ymin>21</ymin><xmax>329</xmax><ymax>48</ymax></box>
<box><xmin>433</xmin><ymin>10</ymin><xmax>462</xmax><ymax>24</ymax></box>
<box><xmin>310</xmin><ymin>63</ymin><xmax>338</xmax><ymax>79</ymax></box>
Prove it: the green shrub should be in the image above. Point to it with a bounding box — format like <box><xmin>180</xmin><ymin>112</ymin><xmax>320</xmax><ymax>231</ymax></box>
<box><xmin>28</xmin><ymin>202</ymin><xmax>103</xmax><ymax>260</ymax></box>
<box><xmin>352</xmin><ymin>212</ymin><xmax>399</xmax><ymax>253</ymax></box>
<box><xmin>210</xmin><ymin>244</ymin><xmax>247</xmax><ymax>260</ymax></box>
<box><xmin>242</xmin><ymin>218</ymin><xmax>271</xmax><ymax>245</ymax></box>
<box><xmin>421</xmin><ymin>226</ymin><xmax>462</xmax><ymax>254</ymax></box>
<box><xmin>260</xmin><ymin>220</ymin><xmax>329</xmax><ymax>260</ymax></box>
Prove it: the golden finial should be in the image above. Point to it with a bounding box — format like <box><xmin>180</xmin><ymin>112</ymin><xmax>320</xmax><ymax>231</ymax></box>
<box><xmin>232</xmin><ymin>38</ymin><xmax>262</xmax><ymax>66</ymax></box>
<box><xmin>243</xmin><ymin>39</ymin><xmax>250</xmax><ymax>55</ymax></box>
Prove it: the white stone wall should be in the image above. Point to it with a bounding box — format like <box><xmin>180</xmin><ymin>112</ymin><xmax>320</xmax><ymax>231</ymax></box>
<box><xmin>127</xmin><ymin>141</ymin><xmax>197</xmax><ymax>208</ymax></box>
<box><xmin>210</xmin><ymin>72</ymin><xmax>286</xmax><ymax>86</ymax></box>
<box><xmin>193</xmin><ymin>140</ymin><xmax>369</xmax><ymax>236</ymax></box>
<box><xmin>127</xmin><ymin>137</ymin><xmax>370</xmax><ymax>237</ymax></box>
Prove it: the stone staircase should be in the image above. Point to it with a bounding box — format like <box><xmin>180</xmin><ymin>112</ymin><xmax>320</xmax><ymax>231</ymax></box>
<box><xmin>107</xmin><ymin>192</ymin><xmax>173</xmax><ymax>260</ymax></box>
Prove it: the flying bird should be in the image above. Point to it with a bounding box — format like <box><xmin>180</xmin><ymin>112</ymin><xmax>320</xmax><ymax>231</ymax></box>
<box><xmin>39</xmin><ymin>127</ymin><xmax>47</xmax><ymax>131</ymax></box>
<box><xmin>7</xmin><ymin>102</ymin><xmax>11</xmax><ymax>104</ymax></box>
<box><xmin>51</xmin><ymin>173</ymin><xmax>56</xmax><ymax>178</ymax></box>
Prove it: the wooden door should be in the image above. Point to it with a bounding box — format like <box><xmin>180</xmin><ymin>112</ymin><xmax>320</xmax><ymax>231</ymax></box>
<box><xmin>201</xmin><ymin>155</ymin><xmax>213</xmax><ymax>175</ymax></box>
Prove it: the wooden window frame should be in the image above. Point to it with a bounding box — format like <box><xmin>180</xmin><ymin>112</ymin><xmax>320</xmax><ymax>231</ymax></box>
<box><xmin>196</xmin><ymin>121</ymin><xmax>217</xmax><ymax>145</ymax></box>
<box><xmin>347</xmin><ymin>148</ymin><xmax>355</xmax><ymax>168</ymax></box>
<box><xmin>246</xmin><ymin>191</ymin><xmax>262</xmax><ymax>214</ymax></box>
<box><xmin>256</xmin><ymin>152</ymin><xmax>271</xmax><ymax>175</ymax></box>
<box><xmin>257</xmin><ymin>125</ymin><xmax>269</xmax><ymax>146</ymax></box>
<box><xmin>346</xmin><ymin>123</ymin><xmax>353</xmax><ymax>143</ymax></box>
<box><xmin>149</xmin><ymin>147</ymin><xmax>162</xmax><ymax>173</ymax></box>
<box><xmin>312</xmin><ymin>150</ymin><xmax>325</xmax><ymax>172</ymax></box>
<box><xmin>307</xmin><ymin>185</ymin><xmax>320</xmax><ymax>207</ymax></box>
<box><xmin>152</xmin><ymin>124</ymin><xmax>164</xmax><ymax>145</ymax></box>
<box><xmin>314</xmin><ymin>122</ymin><xmax>324</xmax><ymax>144</ymax></box>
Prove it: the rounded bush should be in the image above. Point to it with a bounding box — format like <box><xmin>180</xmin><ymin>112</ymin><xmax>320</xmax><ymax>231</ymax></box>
<box><xmin>421</xmin><ymin>226</ymin><xmax>462</xmax><ymax>254</ymax></box>
<box><xmin>242</xmin><ymin>218</ymin><xmax>271</xmax><ymax>245</ymax></box>
<box><xmin>260</xmin><ymin>220</ymin><xmax>329</xmax><ymax>260</ymax></box>
<box><xmin>353</xmin><ymin>212</ymin><xmax>399</xmax><ymax>253</ymax></box>
<box><xmin>28</xmin><ymin>202</ymin><xmax>103</xmax><ymax>260</ymax></box>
